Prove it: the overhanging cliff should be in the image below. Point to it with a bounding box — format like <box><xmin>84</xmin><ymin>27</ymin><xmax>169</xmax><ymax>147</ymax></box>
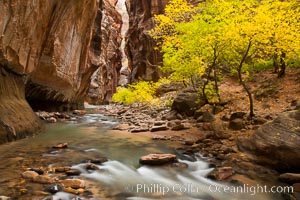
<box><xmin>0</xmin><ymin>0</ymin><xmax>101</xmax><ymax>143</ymax></box>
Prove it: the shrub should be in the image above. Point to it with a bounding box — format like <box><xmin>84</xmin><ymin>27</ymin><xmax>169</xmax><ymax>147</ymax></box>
<box><xmin>112</xmin><ymin>81</ymin><xmax>158</xmax><ymax>105</ymax></box>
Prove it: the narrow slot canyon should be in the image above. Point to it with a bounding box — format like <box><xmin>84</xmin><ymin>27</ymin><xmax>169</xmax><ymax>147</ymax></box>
<box><xmin>115</xmin><ymin>0</ymin><xmax>130</xmax><ymax>86</ymax></box>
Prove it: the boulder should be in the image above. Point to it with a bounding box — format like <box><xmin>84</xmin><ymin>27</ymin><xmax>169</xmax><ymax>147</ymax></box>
<box><xmin>238</xmin><ymin>109</ymin><xmax>300</xmax><ymax>171</ymax></box>
<box><xmin>171</xmin><ymin>89</ymin><xmax>205</xmax><ymax>116</ymax></box>
<box><xmin>229</xmin><ymin>118</ymin><xmax>246</xmax><ymax>130</ymax></box>
<box><xmin>139</xmin><ymin>154</ymin><xmax>177</xmax><ymax>165</ymax></box>
<box><xmin>230</xmin><ymin>112</ymin><xmax>247</xmax><ymax>120</ymax></box>
<box><xmin>164</xmin><ymin>110</ymin><xmax>178</xmax><ymax>121</ymax></box>
<box><xmin>279</xmin><ymin>173</ymin><xmax>300</xmax><ymax>184</ymax></box>
<box><xmin>197</xmin><ymin>111</ymin><xmax>215</xmax><ymax>122</ymax></box>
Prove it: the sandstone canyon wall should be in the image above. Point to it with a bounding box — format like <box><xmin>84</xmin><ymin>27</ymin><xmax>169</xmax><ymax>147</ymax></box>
<box><xmin>0</xmin><ymin>0</ymin><xmax>101</xmax><ymax>143</ymax></box>
<box><xmin>87</xmin><ymin>0</ymin><xmax>122</xmax><ymax>104</ymax></box>
<box><xmin>125</xmin><ymin>0</ymin><xmax>169</xmax><ymax>83</ymax></box>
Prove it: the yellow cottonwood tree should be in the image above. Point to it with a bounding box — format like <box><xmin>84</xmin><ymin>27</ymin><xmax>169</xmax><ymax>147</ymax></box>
<box><xmin>151</xmin><ymin>0</ymin><xmax>300</xmax><ymax>117</ymax></box>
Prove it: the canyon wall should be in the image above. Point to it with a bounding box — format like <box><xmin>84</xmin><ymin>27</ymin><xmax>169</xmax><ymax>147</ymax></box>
<box><xmin>125</xmin><ymin>0</ymin><xmax>169</xmax><ymax>82</ymax></box>
<box><xmin>0</xmin><ymin>0</ymin><xmax>101</xmax><ymax>143</ymax></box>
<box><xmin>87</xmin><ymin>0</ymin><xmax>122</xmax><ymax>104</ymax></box>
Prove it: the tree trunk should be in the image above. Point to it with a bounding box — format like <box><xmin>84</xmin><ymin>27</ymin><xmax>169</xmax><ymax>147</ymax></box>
<box><xmin>278</xmin><ymin>52</ymin><xmax>286</xmax><ymax>78</ymax></box>
<box><xmin>273</xmin><ymin>53</ymin><xmax>279</xmax><ymax>73</ymax></box>
<box><xmin>238</xmin><ymin>41</ymin><xmax>255</xmax><ymax>118</ymax></box>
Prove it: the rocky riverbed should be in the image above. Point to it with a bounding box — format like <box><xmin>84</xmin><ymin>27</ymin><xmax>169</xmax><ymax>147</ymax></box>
<box><xmin>14</xmin><ymin>102</ymin><xmax>299</xmax><ymax>199</ymax></box>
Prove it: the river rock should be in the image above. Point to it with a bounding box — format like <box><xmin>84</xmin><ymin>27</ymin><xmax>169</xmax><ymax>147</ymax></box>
<box><xmin>85</xmin><ymin>163</ymin><xmax>100</xmax><ymax>170</ymax></box>
<box><xmin>47</xmin><ymin>184</ymin><xmax>63</xmax><ymax>194</ymax></box>
<box><xmin>47</xmin><ymin>117</ymin><xmax>57</xmax><ymax>123</ymax></box>
<box><xmin>279</xmin><ymin>173</ymin><xmax>300</xmax><ymax>184</ymax></box>
<box><xmin>130</xmin><ymin>127</ymin><xmax>149</xmax><ymax>133</ymax></box>
<box><xmin>150</xmin><ymin>125</ymin><xmax>168</xmax><ymax>132</ymax></box>
<box><xmin>88</xmin><ymin>157</ymin><xmax>108</xmax><ymax>164</ymax></box>
<box><xmin>22</xmin><ymin>171</ymin><xmax>39</xmax><ymax>179</ymax></box>
<box><xmin>54</xmin><ymin>166</ymin><xmax>71</xmax><ymax>172</ymax></box>
<box><xmin>33</xmin><ymin>175</ymin><xmax>54</xmax><ymax>184</ymax></box>
<box><xmin>28</xmin><ymin>168</ymin><xmax>44</xmax><ymax>175</ymax></box>
<box><xmin>52</xmin><ymin>143</ymin><xmax>68</xmax><ymax>149</ymax></box>
<box><xmin>238</xmin><ymin>109</ymin><xmax>300</xmax><ymax>171</ymax></box>
<box><xmin>208</xmin><ymin>167</ymin><xmax>234</xmax><ymax>181</ymax></box>
<box><xmin>66</xmin><ymin>169</ymin><xmax>81</xmax><ymax>176</ymax></box>
<box><xmin>73</xmin><ymin>110</ymin><xmax>87</xmax><ymax>115</ymax></box>
<box><xmin>168</xmin><ymin>120</ymin><xmax>186</xmax><ymax>131</ymax></box>
<box><xmin>63</xmin><ymin>187</ymin><xmax>85</xmax><ymax>195</ymax></box>
<box><xmin>139</xmin><ymin>154</ymin><xmax>177</xmax><ymax>165</ymax></box>
<box><xmin>153</xmin><ymin>121</ymin><xmax>166</xmax><ymax>126</ymax></box>
<box><xmin>183</xmin><ymin>140</ymin><xmax>194</xmax><ymax>146</ymax></box>
<box><xmin>60</xmin><ymin>179</ymin><xmax>85</xmax><ymax>189</ymax></box>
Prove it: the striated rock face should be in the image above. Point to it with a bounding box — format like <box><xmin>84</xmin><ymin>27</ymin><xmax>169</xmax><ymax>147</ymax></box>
<box><xmin>125</xmin><ymin>0</ymin><xmax>201</xmax><ymax>83</ymax></box>
<box><xmin>125</xmin><ymin>0</ymin><xmax>169</xmax><ymax>83</ymax></box>
<box><xmin>87</xmin><ymin>0</ymin><xmax>122</xmax><ymax>104</ymax></box>
<box><xmin>0</xmin><ymin>0</ymin><xmax>101</xmax><ymax>143</ymax></box>
<box><xmin>0</xmin><ymin>0</ymin><xmax>100</xmax><ymax>111</ymax></box>
<box><xmin>238</xmin><ymin>109</ymin><xmax>300</xmax><ymax>172</ymax></box>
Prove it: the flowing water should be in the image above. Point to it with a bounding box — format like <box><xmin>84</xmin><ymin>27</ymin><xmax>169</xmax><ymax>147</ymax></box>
<box><xmin>0</xmin><ymin>107</ymin><xmax>280</xmax><ymax>200</ymax></box>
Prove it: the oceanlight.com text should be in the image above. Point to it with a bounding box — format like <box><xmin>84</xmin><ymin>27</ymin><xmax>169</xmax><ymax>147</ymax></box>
<box><xmin>209</xmin><ymin>184</ymin><xmax>293</xmax><ymax>195</ymax></box>
<box><xmin>125</xmin><ymin>183</ymin><xmax>294</xmax><ymax>196</ymax></box>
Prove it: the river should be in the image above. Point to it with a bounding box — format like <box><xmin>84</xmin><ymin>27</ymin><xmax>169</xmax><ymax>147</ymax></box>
<box><xmin>0</xmin><ymin>107</ymin><xmax>279</xmax><ymax>200</ymax></box>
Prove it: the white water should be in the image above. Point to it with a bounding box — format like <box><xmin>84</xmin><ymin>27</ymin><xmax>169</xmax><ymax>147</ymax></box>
<box><xmin>70</xmin><ymin>153</ymin><xmax>274</xmax><ymax>200</ymax></box>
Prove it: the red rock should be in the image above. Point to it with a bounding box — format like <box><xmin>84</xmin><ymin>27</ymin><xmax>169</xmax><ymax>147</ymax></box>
<box><xmin>279</xmin><ymin>173</ymin><xmax>300</xmax><ymax>184</ymax></box>
<box><xmin>139</xmin><ymin>154</ymin><xmax>177</xmax><ymax>165</ymax></box>
<box><xmin>32</xmin><ymin>175</ymin><xmax>54</xmax><ymax>184</ymax></box>
<box><xmin>208</xmin><ymin>167</ymin><xmax>234</xmax><ymax>181</ymax></box>
<box><xmin>0</xmin><ymin>0</ymin><xmax>101</xmax><ymax>143</ymax></box>
<box><xmin>60</xmin><ymin>179</ymin><xmax>85</xmax><ymax>189</ymax></box>
<box><xmin>22</xmin><ymin>171</ymin><xmax>39</xmax><ymax>179</ymax></box>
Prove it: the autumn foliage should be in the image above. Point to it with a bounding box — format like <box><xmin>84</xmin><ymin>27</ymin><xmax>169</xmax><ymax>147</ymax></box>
<box><xmin>150</xmin><ymin>0</ymin><xmax>300</xmax><ymax>117</ymax></box>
